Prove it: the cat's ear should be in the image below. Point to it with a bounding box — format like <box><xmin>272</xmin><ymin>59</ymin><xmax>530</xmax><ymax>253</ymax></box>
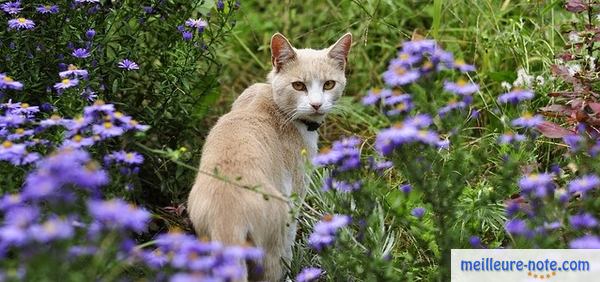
<box><xmin>328</xmin><ymin>33</ymin><xmax>352</xmax><ymax>70</ymax></box>
<box><xmin>271</xmin><ymin>33</ymin><xmax>296</xmax><ymax>72</ymax></box>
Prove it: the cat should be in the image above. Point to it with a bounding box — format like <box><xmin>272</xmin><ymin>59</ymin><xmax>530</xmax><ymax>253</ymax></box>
<box><xmin>187</xmin><ymin>32</ymin><xmax>352</xmax><ymax>281</ymax></box>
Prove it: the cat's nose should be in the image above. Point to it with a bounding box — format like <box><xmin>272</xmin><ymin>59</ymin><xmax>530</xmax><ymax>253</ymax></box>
<box><xmin>310</xmin><ymin>103</ymin><xmax>321</xmax><ymax>110</ymax></box>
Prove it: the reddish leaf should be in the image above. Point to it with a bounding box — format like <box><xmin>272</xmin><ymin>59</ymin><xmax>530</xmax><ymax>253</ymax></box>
<box><xmin>536</xmin><ymin>121</ymin><xmax>574</xmax><ymax>138</ymax></box>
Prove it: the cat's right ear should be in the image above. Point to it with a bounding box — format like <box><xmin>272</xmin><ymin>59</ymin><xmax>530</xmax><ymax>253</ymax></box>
<box><xmin>271</xmin><ymin>33</ymin><xmax>296</xmax><ymax>72</ymax></box>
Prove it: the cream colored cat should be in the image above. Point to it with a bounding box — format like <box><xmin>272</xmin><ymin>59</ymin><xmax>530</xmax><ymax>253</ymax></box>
<box><xmin>187</xmin><ymin>32</ymin><xmax>352</xmax><ymax>281</ymax></box>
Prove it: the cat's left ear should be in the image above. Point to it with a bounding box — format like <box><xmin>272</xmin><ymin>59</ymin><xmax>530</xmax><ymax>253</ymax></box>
<box><xmin>328</xmin><ymin>33</ymin><xmax>352</xmax><ymax>70</ymax></box>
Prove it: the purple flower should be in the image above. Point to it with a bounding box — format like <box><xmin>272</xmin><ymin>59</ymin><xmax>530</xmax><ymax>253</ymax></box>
<box><xmin>182</xmin><ymin>31</ymin><xmax>193</xmax><ymax>41</ymax></box>
<box><xmin>400</xmin><ymin>184</ymin><xmax>412</xmax><ymax>194</ymax></box>
<box><xmin>402</xmin><ymin>39</ymin><xmax>437</xmax><ymax>54</ymax></box>
<box><xmin>92</xmin><ymin>121</ymin><xmax>125</xmax><ymax>138</ymax></box>
<box><xmin>59</xmin><ymin>64</ymin><xmax>89</xmax><ymax>79</ymax></box>
<box><xmin>375</xmin><ymin>123</ymin><xmax>420</xmax><ymax>155</ymax></box>
<box><xmin>106</xmin><ymin>150</ymin><xmax>144</xmax><ymax>165</ymax></box>
<box><xmin>118</xmin><ymin>59</ymin><xmax>139</xmax><ymax>70</ymax></box>
<box><xmin>570</xmin><ymin>235</ymin><xmax>600</xmax><ymax>249</ymax></box>
<box><xmin>453</xmin><ymin>58</ymin><xmax>476</xmax><ymax>72</ymax></box>
<box><xmin>404</xmin><ymin>114</ymin><xmax>433</xmax><ymax>128</ymax></box>
<box><xmin>568</xmin><ymin>174</ymin><xmax>600</xmax><ymax>194</ymax></box>
<box><xmin>443</xmin><ymin>79</ymin><xmax>479</xmax><ymax>95</ymax></box>
<box><xmin>72</xmin><ymin>48</ymin><xmax>91</xmax><ymax>59</ymax></box>
<box><xmin>29</xmin><ymin>218</ymin><xmax>74</xmax><ymax>243</ymax></box>
<box><xmin>518</xmin><ymin>173</ymin><xmax>554</xmax><ymax>197</ymax></box>
<box><xmin>511</xmin><ymin>113</ymin><xmax>544</xmax><ymax>128</ymax></box>
<box><xmin>61</xmin><ymin>134</ymin><xmax>95</xmax><ymax>148</ymax></box>
<box><xmin>296</xmin><ymin>267</ymin><xmax>323</xmax><ymax>282</ymax></box>
<box><xmin>54</xmin><ymin>78</ymin><xmax>79</xmax><ymax>90</ymax></box>
<box><xmin>563</xmin><ymin>134</ymin><xmax>583</xmax><ymax>152</ymax></box>
<box><xmin>469</xmin><ymin>236</ymin><xmax>483</xmax><ymax>248</ymax></box>
<box><xmin>499</xmin><ymin>132</ymin><xmax>526</xmax><ymax>144</ymax></box>
<box><xmin>0</xmin><ymin>140</ymin><xmax>27</xmax><ymax>165</ymax></box>
<box><xmin>36</xmin><ymin>4</ymin><xmax>59</xmax><ymax>14</ymax></box>
<box><xmin>570</xmin><ymin>213</ymin><xmax>598</xmax><ymax>230</ymax></box>
<box><xmin>390</xmin><ymin>52</ymin><xmax>421</xmax><ymax>67</ymax></box>
<box><xmin>382</xmin><ymin>66</ymin><xmax>420</xmax><ymax>86</ymax></box>
<box><xmin>8</xmin><ymin>18</ymin><xmax>35</xmax><ymax>30</ymax></box>
<box><xmin>85</xmin><ymin>29</ymin><xmax>96</xmax><ymax>39</ymax></box>
<box><xmin>438</xmin><ymin>99</ymin><xmax>467</xmax><ymax>116</ymax></box>
<box><xmin>87</xmin><ymin>199</ymin><xmax>150</xmax><ymax>232</ymax></box>
<box><xmin>309</xmin><ymin>214</ymin><xmax>350</xmax><ymax>251</ymax></box>
<box><xmin>313</xmin><ymin>137</ymin><xmax>361</xmax><ymax>172</ymax></box>
<box><xmin>497</xmin><ymin>89</ymin><xmax>534</xmax><ymax>104</ymax></box>
<box><xmin>411</xmin><ymin>207</ymin><xmax>425</xmax><ymax>219</ymax></box>
<box><xmin>505</xmin><ymin>219</ymin><xmax>528</xmax><ymax>235</ymax></box>
<box><xmin>1</xmin><ymin>1</ymin><xmax>21</xmax><ymax>15</ymax></box>
<box><xmin>0</xmin><ymin>74</ymin><xmax>23</xmax><ymax>90</ymax></box>
<box><xmin>322</xmin><ymin>178</ymin><xmax>361</xmax><ymax>192</ymax></box>
<box><xmin>185</xmin><ymin>18</ymin><xmax>208</xmax><ymax>30</ymax></box>
<box><xmin>362</xmin><ymin>88</ymin><xmax>392</xmax><ymax>105</ymax></box>
<box><xmin>217</xmin><ymin>0</ymin><xmax>224</xmax><ymax>10</ymax></box>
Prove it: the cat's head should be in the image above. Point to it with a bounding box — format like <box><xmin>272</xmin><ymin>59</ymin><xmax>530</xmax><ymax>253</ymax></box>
<box><xmin>267</xmin><ymin>33</ymin><xmax>352</xmax><ymax>123</ymax></box>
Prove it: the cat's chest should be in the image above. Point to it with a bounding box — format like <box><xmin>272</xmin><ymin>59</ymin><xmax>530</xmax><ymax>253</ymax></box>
<box><xmin>294</xmin><ymin>123</ymin><xmax>319</xmax><ymax>157</ymax></box>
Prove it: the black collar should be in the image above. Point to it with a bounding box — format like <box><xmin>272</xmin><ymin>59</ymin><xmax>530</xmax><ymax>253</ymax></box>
<box><xmin>299</xmin><ymin>119</ymin><xmax>321</xmax><ymax>131</ymax></box>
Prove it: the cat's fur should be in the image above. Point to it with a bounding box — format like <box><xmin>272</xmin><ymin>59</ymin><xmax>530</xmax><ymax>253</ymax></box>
<box><xmin>187</xmin><ymin>33</ymin><xmax>352</xmax><ymax>281</ymax></box>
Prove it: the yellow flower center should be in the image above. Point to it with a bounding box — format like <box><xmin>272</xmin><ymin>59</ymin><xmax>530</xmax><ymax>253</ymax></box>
<box><xmin>15</xmin><ymin>128</ymin><xmax>24</xmax><ymax>134</ymax></box>
<box><xmin>319</xmin><ymin>146</ymin><xmax>331</xmax><ymax>154</ymax></box>
<box><xmin>395</xmin><ymin>67</ymin><xmax>406</xmax><ymax>75</ymax></box>
<box><xmin>114</xmin><ymin>112</ymin><xmax>123</xmax><ymax>118</ymax></box>
<box><xmin>50</xmin><ymin>114</ymin><xmax>61</xmax><ymax>120</ymax></box>
<box><xmin>43</xmin><ymin>221</ymin><xmax>57</xmax><ymax>233</ymax></box>
<box><xmin>455</xmin><ymin>58</ymin><xmax>465</xmax><ymax>65</ymax></box>
<box><xmin>61</xmin><ymin>79</ymin><xmax>70</xmax><ymax>85</ymax></box>
<box><xmin>2</xmin><ymin>141</ymin><xmax>13</xmax><ymax>148</ymax></box>
<box><xmin>93</xmin><ymin>135</ymin><xmax>101</xmax><ymax>141</ymax></box>
<box><xmin>67</xmin><ymin>64</ymin><xmax>78</xmax><ymax>71</ymax></box>
<box><xmin>17</xmin><ymin>18</ymin><xmax>26</xmax><ymax>23</ymax></box>
<box><xmin>371</xmin><ymin>88</ymin><xmax>381</xmax><ymax>95</ymax></box>
<box><xmin>396</xmin><ymin>103</ymin><xmax>407</xmax><ymax>110</ymax></box>
<box><xmin>103</xmin><ymin>122</ymin><xmax>113</xmax><ymax>129</ymax></box>
<box><xmin>322</xmin><ymin>214</ymin><xmax>333</xmax><ymax>222</ymax></box>
<box><xmin>45</xmin><ymin>5</ymin><xmax>51</xmax><ymax>9</ymax></box>
<box><xmin>94</xmin><ymin>100</ymin><xmax>105</xmax><ymax>106</ymax></box>
<box><xmin>3</xmin><ymin>76</ymin><xmax>13</xmax><ymax>83</ymax></box>
<box><xmin>21</xmin><ymin>103</ymin><xmax>29</xmax><ymax>108</ymax></box>
<box><xmin>418</xmin><ymin>130</ymin><xmax>428</xmax><ymax>137</ymax></box>
<box><xmin>400</xmin><ymin>53</ymin><xmax>409</xmax><ymax>60</ymax></box>
<box><xmin>393</xmin><ymin>122</ymin><xmax>404</xmax><ymax>129</ymax></box>
<box><xmin>530</xmin><ymin>174</ymin><xmax>539</xmax><ymax>180</ymax></box>
<box><xmin>422</xmin><ymin>61</ymin><xmax>433</xmax><ymax>69</ymax></box>
<box><xmin>129</xmin><ymin>120</ymin><xmax>138</xmax><ymax>126</ymax></box>
<box><xmin>456</xmin><ymin>78</ymin><xmax>467</xmax><ymax>87</ymax></box>
<box><xmin>522</xmin><ymin>112</ymin><xmax>533</xmax><ymax>119</ymax></box>
<box><xmin>126</xmin><ymin>153</ymin><xmax>134</xmax><ymax>159</ymax></box>
<box><xmin>73</xmin><ymin>135</ymin><xmax>82</xmax><ymax>142</ymax></box>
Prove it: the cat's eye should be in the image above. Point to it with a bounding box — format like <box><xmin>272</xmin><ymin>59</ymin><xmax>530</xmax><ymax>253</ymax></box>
<box><xmin>292</xmin><ymin>81</ymin><xmax>307</xmax><ymax>91</ymax></box>
<box><xmin>323</xmin><ymin>80</ymin><xmax>336</xmax><ymax>90</ymax></box>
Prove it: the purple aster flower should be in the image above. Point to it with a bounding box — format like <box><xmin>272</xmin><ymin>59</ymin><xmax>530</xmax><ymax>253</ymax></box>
<box><xmin>313</xmin><ymin>137</ymin><xmax>361</xmax><ymax>171</ymax></box>
<box><xmin>217</xmin><ymin>0</ymin><xmax>224</xmax><ymax>10</ymax></box>
<box><xmin>309</xmin><ymin>214</ymin><xmax>350</xmax><ymax>251</ymax></box>
<box><xmin>416</xmin><ymin>130</ymin><xmax>441</xmax><ymax>146</ymax></box>
<box><xmin>386</xmin><ymin>100</ymin><xmax>413</xmax><ymax>116</ymax></box>
<box><xmin>85</xmin><ymin>29</ymin><xmax>96</xmax><ymax>39</ymax></box>
<box><xmin>518</xmin><ymin>173</ymin><xmax>554</xmax><ymax>197</ymax></box>
<box><xmin>370</xmin><ymin>160</ymin><xmax>393</xmax><ymax>171</ymax></box>
<box><xmin>29</xmin><ymin>218</ymin><xmax>74</xmax><ymax>243</ymax></box>
<box><xmin>59</xmin><ymin>64</ymin><xmax>89</xmax><ymax>79</ymax></box>
<box><xmin>569</xmin><ymin>235</ymin><xmax>600</xmax><ymax>249</ymax></box>
<box><xmin>185</xmin><ymin>18</ymin><xmax>208</xmax><ymax>30</ymax></box>
<box><xmin>511</xmin><ymin>113</ymin><xmax>544</xmax><ymax>128</ymax></box>
<box><xmin>142</xmin><ymin>6</ymin><xmax>154</xmax><ymax>14</ymax></box>
<box><xmin>0</xmin><ymin>225</ymin><xmax>28</xmax><ymax>247</ymax></box>
<box><xmin>402</xmin><ymin>39</ymin><xmax>437</xmax><ymax>54</ymax></box>
<box><xmin>36</xmin><ymin>4</ymin><xmax>59</xmax><ymax>14</ymax></box>
<box><xmin>4</xmin><ymin>206</ymin><xmax>38</xmax><ymax>227</ymax></box>
<box><xmin>505</xmin><ymin>219</ymin><xmax>528</xmax><ymax>235</ymax></box>
<box><xmin>404</xmin><ymin>114</ymin><xmax>433</xmax><ymax>129</ymax></box>
<box><xmin>498</xmin><ymin>132</ymin><xmax>526</xmax><ymax>144</ymax></box>
<box><xmin>322</xmin><ymin>178</ymin><xmax>361</xmax><ymax>192</ymax></box>
<box><xmin>74</xmin><ymin>0</ymin><xmax>100</xmax><ymax>3</ymax></box>
<box><xmin>8</xmin><ymin>18</ymin><xmax>35</xmax><ymax>30</ymax></box>
<box><xmin>92</xmin><ymin>121</ymin><xmax>124</xmax><ymax>138</ymax></box>
<box><xmin>383</xmin><ymin>92</ymin><xmax>411</xmax><ymax>106</ymax></box>
<box><xmin>438</xmin><ymin>99</ymin><xmax>467</xmax><ymax>116</ymax></box>
<box><xmin>296</xmin><ymin>267</ymin><xmax>323</xmax><ymax>282</ymax></box>
<box><xmin>182</xmin><ymin>31</ymin><xmax>193</xmax><ymax>41</ymax></box>
<box><xmin>87</xmin><ymin>199</ymin><xmax>150</xmax><ymax>232</ymax></box>
<box><xmin>106</xmin><ymin>150</ymin><xmax>144</xmax><ymax>165</ymax></box>
<box><xmin>382</xmin><ymin>66</ymin><xmax>420</xmax><ymax>86</ymax></box>
<box><xmin>0</xmin><ymin>140</ymin><xmax>27</xmax><ymax>165</ymax></box>
<box><xmin>72</xmin><ymin>48</ymin><xmax>91</xmax><ymax>58</ymax></box>
<box><xmin>568</xmin><ymin>174</ymin><xmax>600</xmax><ymax>194</ymax></box>
<box><xmin>0</xmin><ymin>73</ymin><xmax>24</xmax><ymax>90</ymax></box>
<box><xmin>570</xmin><ymin>213</ymin><xmax>598</xmax><ymax>230</ymax></box>
<box><xmin>563</xmin><ymin>134</ymin><xmax>583</xmax><ymax>152</ymax></box>
<box><xmin>54</xmin><ymin>78</ymin><xmax>79</xmax><ymax>90</ymax></box>
<box><xmin>453</xmin><ymin>58</ymin><xmax>476</xmax><ymax>72</ymax></box>
<box><xmin>497</xmin><ymin>89</ymin><xmax>534</xmax><ymax>104</ymax></box>
<box><xmin>443</xmin><ymin>79</ymin><xmax>479</xmax><ymax>95</ymax></box>
<box><xmin>68</xmin><ymin>245</ymin><xmax>98</xmax><ymax>257</ymax></box>
<box><xmin>61</xmin><ymin>134</ymin><xmax>95</xmax><ymax>149</ymax></box>
<box><xmin>0</xmin><ymin>193</ymin><xmax>22</xmax><ymax>210</ymax></box>
<box><xmin>430</xmin><ymin>48</ymin><xmax>455</xmax><ymax>69</ymax></box>
<box><xmin>389</xmin><ymin>51</ymin><xmax>421</xmax><ymax>67</ymax></box>
<box><xmin>118</xmin><ymin>59</ymin><xmax>139</xmax><ymax>70</ymax></box>
<box><xmin>411</xmin><ymin>207</ymin><xmax>425</xmax><ymax>219</ymax></box>
<box><xmin>7</xmin><ymin>127</ymin><xmax>34</xmax><ymax>140</ymax></box>
<box><xmin>1</xmin><ymin>1</ymin><xmax>21</xmax><ymax>15</ymax></box>
<box><xmin>362</xmin><ymin>88</ymin><xmax>392</xmax><ymax>105</ymax></box>
<box><xmin>375</xmin><ymin>123</ymin><xmax>420</xmax><ymax>155</ymax></box>
<box><xmin>80</xmin><ymin>88</ymin><xmax>97</xmax><ymax>101</ymax></box>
